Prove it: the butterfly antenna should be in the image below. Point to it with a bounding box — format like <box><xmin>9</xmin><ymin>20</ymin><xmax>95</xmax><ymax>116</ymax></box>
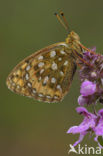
<box><xmin>60</xmin><ymin>11</ymin><xmax>70</xmax><ymax>32</ymax></box>
<box><xmin>54</xmin><ymin>12</ymin><xmax>69</xmax><ymax>32</ymax></box>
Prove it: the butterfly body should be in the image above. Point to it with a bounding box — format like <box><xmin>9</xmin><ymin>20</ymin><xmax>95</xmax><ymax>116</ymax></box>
<box><xmin>6</xmin><ymin>31</ymin><xmax>83</xmax><ymax>103</ymax></box>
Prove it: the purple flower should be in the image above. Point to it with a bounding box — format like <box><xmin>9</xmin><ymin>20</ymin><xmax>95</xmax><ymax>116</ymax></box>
<box><xmin>78</xmin><ymin>80</ymin><xmax>97</xmax><ymax>106</ymax></box>
<box><xmin>94</xmin><ymin>109</ymin><xmax>103</xmax><ymax>136</ymax></box>
<box><xmin>80</xmin><ymin>80</ymin><xmax>96</xmax><ymax>96</ymax></box>
<box><xmin>67</xmin><ymin>107</ymin><xmax>103</xmax><ymax>148</ymax></box>
<box><xmin>78</xmin><ymin>95</ymin><xmax>88</xmax><ymax>106</ymax></box>
<box><xmin>94</xmin><ymin>109</ymin><xmax>103</xmax><ymax>148</ymax></box>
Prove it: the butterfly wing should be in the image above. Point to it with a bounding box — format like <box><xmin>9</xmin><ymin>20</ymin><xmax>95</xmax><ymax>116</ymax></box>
<box><xmin>6</xmin><ymin>42</ymin><xmax>77</xmax><ymax>103</ymax></box>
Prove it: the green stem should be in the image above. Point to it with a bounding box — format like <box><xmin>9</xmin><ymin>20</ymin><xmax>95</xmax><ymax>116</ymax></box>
<box><xmin>92</xmin><ymin>104</ymin><xmax>97</xmax><ymax>116</ymax></box>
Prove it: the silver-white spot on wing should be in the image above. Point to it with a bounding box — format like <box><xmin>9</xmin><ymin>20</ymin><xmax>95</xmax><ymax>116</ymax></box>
<box><xmin>38</xmin><ymin>62</ymin><xmax>44</xmax><ymax>68</ymax></box>
<box><xmin>40</xmin><ymin>69</ymin><xmax>45</xmax><ymax>74</ymax></box>
<box><xmin>38</xmin><ymin>55</ymin><xmax>44</xmax><ymax>60</ymax></box>
<box><xmin>51</xmin><ymin>77</ymin><xmax>56</xmax><ymax>83</ymax></box>
<box><xmin>60</xmin><ymin>50</ymin><xmax>66</xmax><ymax>54</ymax></box>
<box><xmin>33</xmin><ymin>88</ymin><xmax>36</xmax><ymax>94</ymax></box>
<box><xmin>58</xmin><ymin>57</ymin><xmax>62</xmax><ymax>61</ymax></box>
<box><xmin>38</xmin><ymin>93</ymin><xmax>44</xmax><ymax>97</ymax></box>
<box><xmin>57</xmin><ymin>85</ymin><xmax>61</xmax><ymax>89</ymax></box>
<box><xmin>46</xmin><ymin>95</ymin><xmax>51</xmax><ymax>99</ymax></box>
<box><xmin>51</xmin><ymin>62</ymin><xmax>58</xmax><ymax>70</ymax></box>
<box><xmin>27</xmin><ymin>82</ymin><xmax>32</xmax><ymax>87</ymax></box>
<box><xmin>43</xmin><ymin>76</ymin><xmax>49</xmax><ymax>84</ymax></box>
<box><xmin>26</xmin><ymin>65</ymin><xmax>31</xmax><ymax>71</ymax></box>
<box><xmin>39</xmin><ymin>77</ymin><xmax>42</xmax><ymax>81</ymax></box>
<box><xmin>60</xmin><ymin>71</ymin><xmax>64</xmax><ymax>76</ymax></box>
<box><xmin>25</xmin><ymin>73</ymin><xmax>29</xmax><ymax>80</ymax></box>
<box><xmin>64</xmin><ymin>60</ymin><xmax>68</xmax><ymax>66</ymax></box>
<box><xmin>50</xmin><ymin>51</ymin><xmax>56</xmax><ymax>58</ymax></box>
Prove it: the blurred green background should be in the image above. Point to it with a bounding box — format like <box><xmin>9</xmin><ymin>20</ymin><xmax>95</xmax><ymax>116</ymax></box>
<box><xmin>1</xmin><ymin>0</ymin><xmax>103</xmax><ymax>155</ymax></box>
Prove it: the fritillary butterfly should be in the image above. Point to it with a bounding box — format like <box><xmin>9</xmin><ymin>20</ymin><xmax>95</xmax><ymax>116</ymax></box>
<box><xmin>6</xmin><ymin>12</ymin><xmax>90</xmax><ymax>103</ymax></box>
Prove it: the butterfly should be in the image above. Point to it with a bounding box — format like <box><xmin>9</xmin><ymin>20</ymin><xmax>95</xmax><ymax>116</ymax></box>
<box><xmin>6</xmin><ymin>12</ymin><xmax>92</xmax><ymax>103</ymax></box>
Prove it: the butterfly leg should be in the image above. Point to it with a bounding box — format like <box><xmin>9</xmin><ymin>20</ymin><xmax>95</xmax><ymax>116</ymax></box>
<box><xmin>76</xmin><ymin>60</ymin><xmax>82</xmax><ymax>68</ymax></box>
<box><xmin>79</xmin><ymin>44</ymin><xmax>100</xmax><ymax>56</ymax></box>
<box><xmin>72</xmin><ymin>46</ymin><xmax>93</xmax><ymax>67</ymax></box>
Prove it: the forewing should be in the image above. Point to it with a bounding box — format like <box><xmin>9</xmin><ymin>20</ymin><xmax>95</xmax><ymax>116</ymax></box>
<box><xmin>6</xmin><ymin>43</ymin><xmax>77</xmax><ymax>103</ymax></box>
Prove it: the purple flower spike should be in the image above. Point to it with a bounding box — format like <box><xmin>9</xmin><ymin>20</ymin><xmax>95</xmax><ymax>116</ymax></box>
<box><xmin>80</xmin><ymin>80</ymin><xmax>96</xmax><ymax>96</ymax></box>
<box><xmin>67</xmin><ymin>48</ymin><xmax>103</xmax><ymax>148</ymax></box>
